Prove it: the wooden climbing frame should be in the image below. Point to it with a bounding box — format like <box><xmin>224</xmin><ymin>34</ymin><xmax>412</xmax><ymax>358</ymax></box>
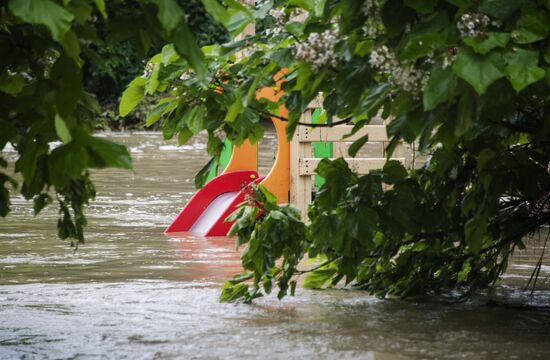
<box><xmin>290</xmin><ymin>102</ymin><xmax>405</xmax><ymax>220</ymax></box>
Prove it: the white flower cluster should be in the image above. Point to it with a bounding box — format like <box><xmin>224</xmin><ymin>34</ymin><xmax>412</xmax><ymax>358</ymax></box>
<box><xmin>266</xmin><ymin>8</ymin><xmax>285</xmax><ymax>37</ymax></box>
<box><xmin>361</xmin><ymin>0</ymin><xmax>380</xmax><ymax>16</ymax></box>
<box><xmin>141</xmin><ymin>63</ymin><xmax>154</xmax><ymax>78</ymax></box>
<box><xmin>268</xmin><ymin>8</ymin><xmax>285</xmax><ymax>21</ymax></box>
<box><xmin>290</xmin><ymin>8</ymin><xmax>307</xmax><ymax>21</ymax></box>
<box><xmin>360</xmin><ymin>0</ymin><xmax>384</xmax><ymax>39</ymax></box>
<box><xmin>369</xmin><ymin>46</ymin><xmax>429</xmax><ymax>97</ymax></box>
<box><xmin>292</xmin><ymin>28</ymin><xmax>339</xmax><ymax>71</ymax></box>
<box><xmin>442</xmin><ymin>52</ymin><xmax>456</xmax><ymax>69</ymax></box>
<box><xmin>457</xmin><ymin>12</ymin><xmax>490</xmax><ymax>38</ymax></box>
<box><xmin>179</xmin><ymin>72</ymin><xmax>192</xmax><ymax>81</ymax></box>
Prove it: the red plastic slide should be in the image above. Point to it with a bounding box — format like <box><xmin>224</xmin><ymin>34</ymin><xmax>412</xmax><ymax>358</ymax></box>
<box><xmin>165</xmin><ymin>170</ymin><xmax>259</xmax><ymax>236</ymax></box>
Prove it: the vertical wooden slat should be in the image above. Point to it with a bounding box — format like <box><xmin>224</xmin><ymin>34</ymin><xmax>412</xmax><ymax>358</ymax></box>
<box><xmin>290</xmin><ymin>110</ymin><xmax>313</xmax><ymax>220</ymax></box>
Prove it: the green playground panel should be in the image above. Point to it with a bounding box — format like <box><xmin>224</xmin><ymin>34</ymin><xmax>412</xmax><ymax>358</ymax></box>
<box><xmin>311</xmin><ymin>108</ymin><xmax>332</xmax><ymax>188</ymax></box>
<box><xmin>206</xmin><ymin>138</ymin><xmax>233</xmax><ymax>182</ymax></box>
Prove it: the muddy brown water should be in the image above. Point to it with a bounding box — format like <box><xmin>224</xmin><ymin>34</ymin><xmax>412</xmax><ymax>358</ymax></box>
<box><xmin>1</xmin><ymin>132</ymin><xmax>549</xmax><ymax>359</ymax></box>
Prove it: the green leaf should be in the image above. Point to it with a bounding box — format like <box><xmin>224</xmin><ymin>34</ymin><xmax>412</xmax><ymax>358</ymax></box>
<box><xmin>54</xmin><ymin>114</ymin><xmax>72</xmax><ymax>144</ymax></box>
<box><xmin>94</xmin><ymin>0</ymin><xmax>107</xmax><ymax>19</ymax></box>
<box><xmin>87</xmin><ymin>136</ymin><xmax>133</xmax><ymax>170</ymax></box>
<box><xmin>511</xmin><ymin>10</ymin><xmax>550</xmax><ymax>44</ymax></box>
<box><xmin>173</xmin><ymin>24</ymin><xmax>207</xmax><ymax>81</ymax></box>
<box><xmin>195</xmin><ymin>156</ymin><xmax>216</xmax><ymax>189</ymax></box>
<box><xmin>220</xmin><ymin>283</ymin><xmax>249</xmax><ymax>302</ymax></box>
<box><xmin>453</xmin><ymin>49</ymin><xmax>504</xmax><ymax>95</ymax></box>
<box><xmin>119</xmin><ymin>77</ymin><xmax>146</xmax><ymax>117</ymax></box>
<box><xmin>503</xmin><ymin>48</ymin><xmax>546</xmax><ymax>92</ymax></box>
<box><xmin>355</xmin><ymin>83</ymin><xmax>390</xmax><ymax>117</ymax></box>
<box><xmin>504</xmin><ymin>64</ymin><xmax>545</xmax><ymax>92</ymax></box>
<box><xmin>51</xmin><ymin>55</ymin><xmax>82</xmax><ymax>117</ymax></box>
<box><xmin>303</xmin><ymin>268</ymin><xmax>337</xmax><ymax>289</ymax></box>
<box><xmin>177</xmin><ymin>128</ymin><xmax>193</xmax><ymax>145</ymax></box>
<box><xmin>503</xmin><ymin>47</ymin><xmax>539</xmax><ymax>67</ymax></box>
<box><xmin>185</xmin><ymin>105</ymin><xmax>206</xmax><ymax>134</ymax></box>
<box><xmin>202</xmin><ymin>0</ymin><xmax>230</xmax><ymax>27</ymax></box>
<box><xmin>154</xmin><ymin>0</ymin><xmax>185</xmax><ymax>35</ymax></box>
<box><xmin>33</xmin><ymin>193</ymin><xmax>52</xmax><ymax>215</ymax></box>
<box><xmin>0</xmin><ymin>120</ymin><xmax>17</xmax><ymax>150</ymax></box>
<box><xmin>403</xmin><ymin>0</ymin><xmax>437</xmax><ymax>13</ymax></box>
<box><xmin>146</xmin><ymin>64</ymin><xmax>160</xmax><ymax>95</ymax></box>
<box><xmin>455</xmin><ymin>90</ymin><xmax>476</xmax><ymax>136</ymax></box>
<box><xmin>146</xmin><ymin>101</ymin><xmax>173</xmax><ymax>126</ymax></box>
<box><xmin>464</xmin><ymin>33</ymin><xmax>510</xmax><ymax>55</ymax></box>
<box><xmin>423</xmin><ymin>66</ymin><xmax>460</xmax><ymax>111</ymax></box>
<box><xmin>383</xmin><ymin>160</ymin><xmax>407</xmax><ymax>184</ymax></box>
<box><xmin>447</xmin><ymin>0</ymin><xmax>471</xmax><ymax>6</ymax></box>
<box><xmin>380</xmin><ymin>0</ymin><xmax>414</xmax><ymax>38</ymax></box>
<box><xmin>225</xmin><ymin>92</ymin><xmax>244</xmax><ymax>123</ymax></box>
<box><xmin>457</xmin><ymin>261</ymin><xmax>472</xmax><ymax>283</ymax></box>
<box><xmin>62</xmin><ymin>30</ymin><xmax>81</xmax><ymax>61</ymax></box>
<box><xmin>464</xmin><ymin>217</ymin><xmax>487</xmax><ymax>254</ymax></box>
<box><xmin>348</xmin><ymin>134</ymin><xmax>369</xmax><ymax>158</ymax></box>
<box><xmin>399</xmin><ymin>14</ymin><xmax>448</xmax><ymax>60</ymax></box>
<box><xmin>478</xmin><ymin>0</ymin><xmax>522</xmax><ymax>19</ymax></box>
<box><xmin>9</xmin><ymin>0</ymin><xmax>74</xmax><ymax>43</ymax></box>
<box><xmin>0</xmin><ymin>72</ymin><xmax>26</xmax><ymax>96</ymax></box>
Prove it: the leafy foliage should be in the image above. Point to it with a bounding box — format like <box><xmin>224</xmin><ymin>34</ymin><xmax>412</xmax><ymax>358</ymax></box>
<box><xmin>3</xmin><ymin>0</ymin><xmax>549</xmax><ymax>299</ymax></box>
<box><xmin>0</xmin><ymin>0</ymin><xmax>233</xmax><ymax>246</ymax></box>
<box><xmin>128</xmin><ymin>0</ymin><xmax>550</xmax><ymax>301</ymax></box>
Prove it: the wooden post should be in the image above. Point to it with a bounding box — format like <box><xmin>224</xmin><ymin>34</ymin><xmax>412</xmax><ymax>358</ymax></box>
<box><xmin>290</xmin><ymin>110</ymin><xmax>313</xmax><ymax>220</ymax></box>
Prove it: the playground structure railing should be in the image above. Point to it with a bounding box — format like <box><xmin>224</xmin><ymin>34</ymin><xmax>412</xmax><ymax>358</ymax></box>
<box><xmin>290</xmin><ymin>102</ymin><xmax>405</xmax><ymax>220</ymax></box>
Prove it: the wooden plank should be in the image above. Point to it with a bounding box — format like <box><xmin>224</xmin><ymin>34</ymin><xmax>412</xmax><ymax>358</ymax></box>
<box><xmin>299</xmin><ymin>158</ymin><xmax>405</xmax><ymax>175</ymax></box>
<box><xmin>332</xmin><ymin>142</ymin><xmax>347</xmax><ymax>158</ymax></box>
<box><xmin>298</xmin><ymin>125</ymin><xmax>389</xmax><ymax>142</ymax></box>
<box><xmin>306</xmin><ymin>97</ymin><xmax>323</xmax><ymax>109</ymax></box>
<box><xmin>290</xmin><ymin>112</ymin><xmax>313</xmax><ymax>220</ymax></box>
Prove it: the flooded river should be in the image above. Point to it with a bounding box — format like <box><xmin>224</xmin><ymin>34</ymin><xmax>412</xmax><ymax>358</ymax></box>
<box><xmin>1</xmin><ymin>132</ymin><xmax>550</xmax><ymax>359</ymax></box>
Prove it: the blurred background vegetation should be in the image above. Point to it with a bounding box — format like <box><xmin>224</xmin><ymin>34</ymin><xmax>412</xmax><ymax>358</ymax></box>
<box><xmin>84</xmin><ymin>0</ymin><xmax>228</xmax><ymax>130</ymax></box>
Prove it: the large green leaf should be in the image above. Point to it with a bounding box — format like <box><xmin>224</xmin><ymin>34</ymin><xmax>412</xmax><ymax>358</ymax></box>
<box><xmin>173</xmin><ymin>24</ymin><xmax>207</xmax><ymax>81</ymax></box>
<box><xmin>224</xmin><ymin>92</ymin><xmax>244</xmax><ymax>123</ymax></box>
<box><xmin>478</xmin><ymin>0</ymin><xmax>523</xmax><ymax>19</ymax></box>
<box><xmin>202</xmin><ymin>0</ymin><xmax>230</xmax><ymax>27</ymax></box>
<box><xmin>154</xmin><ymin>0</ymin><xmax>185</xmax><ymax>35</ymax></box>
<box><xmin>380</xmin><ymin>0</ymin><xmax>415</xmax><ymax>38</ymax></box>
<box><xmin>503</xmin><ymin>47</ymin><xmax>546</xmax><ymax>92</ymax></box>
<box><xmin>453</xmin><ymin>49</ymin><xmax>504</xmax><ymax>95</ymax></box>
<box><xmin>464</xmin><ymin>33</ymin><xmax>510</xmax><ymax>55</ymax></box>
<box><xmin>464</xmin><ymin>217</ymin><xmax>487</xmax><ymax>254</ymax></box>
<box><xmin>185</xmin><ymin>105</ymin><xmax>207</xmax><ymax>134</ymax></box>
<box><xmin>511</xmin><ymin>10</ymin><xmax>550</xmax><ymax>44</ymax></box>
<box><xmin>87</xmin><ymin>136</ymin><xmax>133</xmax><ymax>170</ymax></box>
<box><xmin>398</xmin><ymin>15</ymin><xmax>448</xmax><ymax>60</ymax></box>
<box><xmin>303</xmin><ymin>267</ymin><xmax>337</xmax><ymax>289</ymax></box>
<box><xmin>8</xmin><ymin>0</ymin><xmax>74</xmax><ymax>43</ymax></box>
<box><xmin>119</xmin><ymin>77</ymin><xmax>146</xmax><ymax>116</ymax></box>
<box><xmin>54</xmin><ymin>114</ymin><xmax>72</xmax><ymax>144</ymax></box>
<box><xmin>504</xmin><ymin>64</ymin><xmax>545</xmax><ymax>92</ymax></box>
<box><xmin>94</xmin><ymin>0</ymin><xmax>106</xmax><ymax>19</ymax></box>
<box><xmin>423</xmin><ymin>66</ymin><xmax>460</xmax><ymax>111</ymax></box>
<box><xmin>50</xmin><ymin>55</ymin><xmax>82</xmax><ymax>117</ymax></box>
<box><xmin>0</xmin><ymin>72</ymin><xmax>26</xmax><ymax>96</ymax></box>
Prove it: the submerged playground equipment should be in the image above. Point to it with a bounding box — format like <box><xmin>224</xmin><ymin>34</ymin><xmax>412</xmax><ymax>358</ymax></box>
<box><xmin>165</xmin><ymin>85</ymin><xmax>291</xmax><ymax>236</ymax></box>
<box><xmin>164</xmin><ymin>89</ymin><xmax>405</xmax><ymax>236</ymax></box>
<box><xmin>165</xmin><ymin>12</ymin><xmax>404</xmax><ymax>236</ymax></box>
